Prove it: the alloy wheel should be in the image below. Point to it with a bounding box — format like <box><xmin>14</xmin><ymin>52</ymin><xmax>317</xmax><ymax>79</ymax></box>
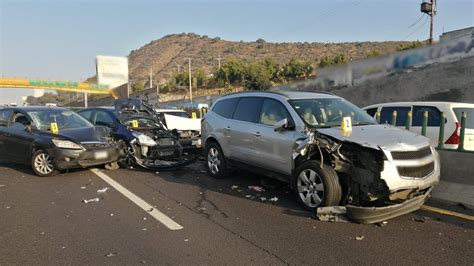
<box><xmin>34</xmin><ymin>152</ymin><xmax>54</xmax><ymax>175</ymax></box>
<box><xmin>207</xmin><ymin>147</ymin><xmax>221</xmax><ymax>175</ymax></box>
<box><xmin>297</xmin><ymin>169</ymin><xmax>325</xmax><ymax>208</ymax></box>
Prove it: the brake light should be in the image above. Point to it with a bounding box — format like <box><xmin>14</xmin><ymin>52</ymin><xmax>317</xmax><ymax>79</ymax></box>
<box><xmin>445</xmin><ymin>122</ymin><xmax>460</xmax><ymax>144</ymax></box>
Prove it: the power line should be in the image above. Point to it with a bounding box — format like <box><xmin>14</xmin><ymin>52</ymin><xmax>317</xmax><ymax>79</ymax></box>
<box><xmin>403</xmin><ymin>15</ymin><xmax>429</xmax><ymax>40</ymax></box>
<box><xmin>408</xmin><ymin>14</ymin><xmax>425</xmax><ymax>28</ymax></box>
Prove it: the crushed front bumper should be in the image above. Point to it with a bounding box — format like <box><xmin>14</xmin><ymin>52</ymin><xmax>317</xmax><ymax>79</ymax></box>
<box><xmin>47</xmin><ymin>143</ymin><xmax>122</xmax><ymax>170</ymax></box>
<box><xmin>346</xmin><ymin>187</ymin><xmax>433</xmax><ymax>224</ymax></box>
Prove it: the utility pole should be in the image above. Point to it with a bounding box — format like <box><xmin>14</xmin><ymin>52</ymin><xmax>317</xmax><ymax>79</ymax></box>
<box><xmin>217</xmin><ymin>56</ymin><xmax>223</xmax><ymax>70</ymax></box>
<box><xmin>149</xmin><ymin>68</ymin><xmax>153</xmax><ymax>89</ymax></box>
<box><xmin>185</xmin><ymin>58</ymin><xmax>192</xmax><ymax>102</ymax></box>
<box><xmin>421</xmin><ymin>0</ymin><xmax>436</xmax><ymax>44</ymax></box>
<box><xmin>84</xmin><ymin>93</ymin><xmax>88</xmax><ymax>108</ymax></box>
<box><xmin>177</xmin><ymin>64</ymin><xmax>182</xmax><ymax>73</ymax></box>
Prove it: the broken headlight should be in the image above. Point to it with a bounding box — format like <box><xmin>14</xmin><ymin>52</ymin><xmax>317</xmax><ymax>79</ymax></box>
<box><xmin>132</xmin><ymin>132</ymin><xmax>157</xmax><ymax>147</ymax></box>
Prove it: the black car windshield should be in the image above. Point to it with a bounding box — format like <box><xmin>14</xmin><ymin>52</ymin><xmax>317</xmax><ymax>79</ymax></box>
<box><xmin>289</xmin><ymin>98</ymin><xmax>377</xmax><ymax>128</ymax></box>
<box><xmin>122</xmin><ymin>117</ymin><xmax>162</xmax><ymax>128</ymax></box>
<box><xmin>27</xmin><ymin>109</ymin><xmax>93</xmax><ymax>131</ymax></box>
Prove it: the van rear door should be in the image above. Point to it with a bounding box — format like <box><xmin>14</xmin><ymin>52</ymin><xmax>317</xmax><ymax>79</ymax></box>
<box><xmin>453</xmin><ymin>107</ymin><xmax>474</xmax><ymax>151</ymax></box>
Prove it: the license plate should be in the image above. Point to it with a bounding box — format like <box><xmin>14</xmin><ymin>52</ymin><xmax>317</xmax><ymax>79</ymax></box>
<box><xmin>94</xmin><ymin>151</ymin><xmax>108</xmax><ymax>160</ymax></box>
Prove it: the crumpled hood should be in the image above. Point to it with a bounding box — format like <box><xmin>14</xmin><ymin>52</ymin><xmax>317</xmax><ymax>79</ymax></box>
<box><xmin>317</xmin><ymin>124</ymin><xmax>431</xmax><ymax>151</ymax></box>
<box><xmin>37</xmin><ymin>126</ymin><xmax>109</xmax><ymax>143</ymax></box>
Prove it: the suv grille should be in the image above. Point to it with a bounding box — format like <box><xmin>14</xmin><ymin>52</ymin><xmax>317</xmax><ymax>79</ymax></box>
<box><xmin>391</xmin><ymin>146</ymin><xmax>431</xmax><ymax>160</ymax></box>
<box><xmin>397</xmin><ymin>162</ymin><xmax>435</xmax><ymax>178</ymax></box>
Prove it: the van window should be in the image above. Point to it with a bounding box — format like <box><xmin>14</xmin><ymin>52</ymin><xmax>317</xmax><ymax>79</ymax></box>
<box><xmin>212</xmin><ymin>98</ymin><xmax>239</xmax><ymax>119</ymax></box>
<box><xmin>453</xmin><ymin>108</ymin><xmax>474</xmax><ymax>129</ymax></box>
<box><xmin>380</xmin><ymin>107</ymin><xmax>411</xmax><ymax>126</ymax></box>
<box><xmin>365</xmin><ymin>107</ymin><xmax>378</xmax><ymax>117</ymax></box>
<box><xmin>413</xmin><ymin>106</ymin><xmax>440</xmax><ymax>127</ymax></box>
<box><xmin>233</xmin><ymin>97</ymin><xmax>263</xmax><ymax>123</ymax></box>
<box><xmin>0</xmin><ymin>109</ymin><xmax>12</xmax><ymax>127</ymax></box>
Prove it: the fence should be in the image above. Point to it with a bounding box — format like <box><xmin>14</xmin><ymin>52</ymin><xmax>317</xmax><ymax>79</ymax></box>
<box><xmin>374</xmin><ymin>110</ymin><xmax>471</xmax><ymax>152</ymax></box>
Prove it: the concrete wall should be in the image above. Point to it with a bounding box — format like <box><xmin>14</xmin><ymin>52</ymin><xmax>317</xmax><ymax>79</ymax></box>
<box><xmin>438</xmin><ymin>150</ymin><xmax>474</xmax><ymax>186</ymax></box>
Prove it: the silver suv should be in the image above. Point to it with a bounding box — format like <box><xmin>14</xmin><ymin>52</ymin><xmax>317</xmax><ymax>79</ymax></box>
<box><xmin>202</xmin><ymin>91</ymin><xmax>440</xmax><ymax>223</ymax></box>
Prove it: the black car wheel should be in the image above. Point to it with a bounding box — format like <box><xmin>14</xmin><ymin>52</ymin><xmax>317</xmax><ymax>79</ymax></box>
<box><xmin>31</xmin><ymin>150</ymin><xmax>58</xmax><ymax>177</ymax></box>
<box><xmin>205</xmin><ymin>142</ymin><xmax>228</xmax><ymax>178</ymax></box>
<box><xmin>292</xmin><ymin>160</ymin><xmax>342</xmax><ymax>211</ymax></box>
<box><xmin>118</xmin><ymin>144</ymin><xmax>137</xmax><ymax>168</ymax></box>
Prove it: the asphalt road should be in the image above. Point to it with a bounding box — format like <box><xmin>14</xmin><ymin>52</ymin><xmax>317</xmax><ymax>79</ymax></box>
<box><xmin>0</xmin><ymin>160</ymin><xmax>473</xmax><ymax>265</ymax></box>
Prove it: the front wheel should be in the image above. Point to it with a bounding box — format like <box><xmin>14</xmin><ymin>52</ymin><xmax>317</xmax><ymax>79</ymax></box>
<box><xmin>292</xmin><ymin>160</ymin><xmax>342</xmax><ymax>211</ymax></box>
<box><xmin>31</xmin><ymin>150</ymin><xmax>58</xmax><ymax>177</ymax></box>
<box><xmin>205</xmin><ymin>142</ymin><xmax>228</xmax><ymax>179</ymax></box>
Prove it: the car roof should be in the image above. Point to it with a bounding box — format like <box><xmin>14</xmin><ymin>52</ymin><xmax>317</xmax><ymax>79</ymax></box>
<box><xmin>1</xmin><ymin>106</ymin><xmax>70</xmax><ymax>111</ymax></box>
<box><xmin>218</xmin><ymin>90</ymin><xmax>339</xmax><ymax>102</ymax></box>
<box><xmin>363</xmin><ymin>102</ymin><xmax>474</xmax><ymax>109</ymax></box>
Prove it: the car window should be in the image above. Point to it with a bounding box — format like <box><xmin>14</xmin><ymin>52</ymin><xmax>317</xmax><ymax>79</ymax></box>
<box><xmin>380</xmin><ymin>106</ymin><xmax>411</xmax><ymax>126</ymax></box>
<box><xmin>365</xmin><ymin>107</ymin><xmax>378</xmax><ymax>117</ymax></box>
<box><xmin>233</xmin><ymin>97</ymin><xmax>263</xmax><ymax>123</ymax></box>
<box><xmin>453</xmin><ymin>108</ymin><xmax>474</xmax><ymax>129</ymax></box>
<box><xmin>259</xmin><ymin>99</ymin><xmax>291</xmax><ymax>126</ymax></box>
<box><xmin>12</xmin><ymin>112</ymin><xmax>31</xmax><ymax>126</ymax></box>
<box><xmin>212</xmin><ymin>98</ymin><xmax>239</xmax><ymax>119</ymax></box>
<box><xmin>95</xmin><ymin>110</ymin><xmax>114</xmax><ymax>126</ymax></box>
<box><xmin>413</xmin><ymin>106</ymin><xmax>440</xmax><ymax>127</ymax></box>
<box><xmin>0</xmin><ymin>109</ymin><xmax>13</xmax><ymax>127</ymax></box>
<box><xmin>78</xmin><ymin>110</ymin><xmax>93</xmax><ymax>121</ymax></box>
<box><xmin>27</xmin><ymin>110</ymin><xmax>93</xmax><ymax>131</ymax></box>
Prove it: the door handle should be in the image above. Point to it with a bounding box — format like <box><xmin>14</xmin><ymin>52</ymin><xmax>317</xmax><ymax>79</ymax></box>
<box><xmin>254</xmin><ymin>132</ymin><xmax>261</xmax><ymax>137</ymax></box>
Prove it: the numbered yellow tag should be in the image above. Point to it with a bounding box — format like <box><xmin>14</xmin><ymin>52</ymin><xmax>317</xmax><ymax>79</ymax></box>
<box><xmin>340</xmin><ymin>116</ymin><xmax>352</xmax><ymax>132</ymax></box>
<box><xmin>132</xmin><ymin>120</ymin><xmax>139</xmax><ymax>128</ymax></box>
<box><xmin>50</xmin><ymin>122</ymin><xmax>59</xmax><ymax>134</ymax></box>
<box><xmin>192</xmin><ymin>112</ymin><xmax>197</xmax><ymax>119</ymax></box>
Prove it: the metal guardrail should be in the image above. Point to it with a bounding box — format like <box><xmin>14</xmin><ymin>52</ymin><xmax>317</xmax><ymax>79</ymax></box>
<box><xmin>375</xmin><ymin>110</ymin><xmax>472</xmax><ymax>153</ymax></box>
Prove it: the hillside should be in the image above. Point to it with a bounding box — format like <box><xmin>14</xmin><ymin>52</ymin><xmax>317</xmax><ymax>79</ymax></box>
<box><xmin>129</xmin><ymin>33</ymin><xmax>407</xmax><ymax>83</ymax></box>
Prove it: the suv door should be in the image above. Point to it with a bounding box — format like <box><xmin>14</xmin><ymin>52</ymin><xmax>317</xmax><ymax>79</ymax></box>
<box><xmin>252</xmin><ymin>98</ymin><xmax>297</xmax><ymax>175</ymax></box>
<box><xmin>228</xmin><ymin>97</ymin><xmax>263</xmax><ymax>162</ymax></box>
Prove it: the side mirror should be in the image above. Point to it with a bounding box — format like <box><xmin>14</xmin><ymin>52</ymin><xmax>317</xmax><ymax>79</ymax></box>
<box><xmin>274</xmin><ymin>118</ymin><xmax>295</xmax><ymax>132</ymax></box>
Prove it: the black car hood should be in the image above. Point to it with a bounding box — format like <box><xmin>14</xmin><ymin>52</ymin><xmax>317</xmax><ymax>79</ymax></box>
<box><xmin>36</xmin><ymin>126</ymin><xmax>110</xmax><ymax>143</ymax></box>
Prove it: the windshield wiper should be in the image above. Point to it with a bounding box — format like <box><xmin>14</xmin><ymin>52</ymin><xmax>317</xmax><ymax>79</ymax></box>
<box><xmin>353</xmin><ymin>122</ymin><xmax>376</xmax><ymax>126</ymax></box>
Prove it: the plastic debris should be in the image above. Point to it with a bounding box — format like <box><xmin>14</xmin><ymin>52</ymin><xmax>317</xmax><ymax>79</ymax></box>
<box><xmin>105</xmin><ymin>252</ymin><xmax>118</xmax><ymax>257</ymax></box>
<box><xmin>412</xmin><ymin>216</ymin><xmax>426</xmax><ymax>223</ymax></box>
<box><xmin>80</xmin><ymin>186</ymin><xmax>86</xmax><ymax>189</ymax></box>
<box><xmin>147</xmin><ymin>208</ymin><xmax>153</xmax><ymax>212</ymax></box>
<box><xmin>39</xmin><ymin>232</ymin><xmax>45</xmax><ymax>235</ymax></box>
<box><xmin>269</xmin><ymin>197</ymin><xmax>279</xmax><ymax>202</ymax></box>
<box><xmin>245</xmin><ymin>195</ymin><xmax>252</xmax><ymax>198</ymax></box>
<box><xmin>143</xmin><ymin>217</ymin><xmax>147</xmax><ymax>220</ymax></box>
<box><xmin>110</xmin><ymin>213</ymin><xmax>114</xmax><ymax>217</ymax></box>
<box><xmin>260</xmin><ymin>197</ymin><xmax>267</xmax><ymax>201</ymax></box>
<box><xmin>142</xmin><ymin>228</ymin><xmax>147</xmax><ymax>231</ymax></box>
<box><xmin>82</xmin><ymin>198</ymin><xmax>100</xmax><ymax>204</ymax></box>
<box><xmin>231</xmin><ymin>185</ymin><xmax>239</xmax><ymax>190</ymax></box>
<box><xmin>376</xmin><ymin>221</ymin><xmax>388</xmax><ymax>227</ymax></box>
<box><xmin>184</xmin><ymin>239</ymin><xmax>189</xmax><ymax>242</ymax></box>
<box><xmin>0</xmin><ymin>184</ymin><xmax>5</xmax><ymax>188</ymax></box>
<box><xmin>316</xmin><ymin>206</ymin><xmax>349</xmax><ymax>222</ymax></box>
<box><xmin>248</xmin><ymin>186</ymin><xmax>265</xmax><ymax>192</ymax></box>
<box><xmin>6</xmin><ymin>206</ymin><xmax>11</xmax><ymax>209</ymax></box>
<box><xmin>356</xmin><ymin>236</ymin><xmax>365</xmax><ymax>241</ymax></box>
<box><xmin>97</xmin><ymin>187</ymin><xmax>109</xmax><ymax>193</ymax></box>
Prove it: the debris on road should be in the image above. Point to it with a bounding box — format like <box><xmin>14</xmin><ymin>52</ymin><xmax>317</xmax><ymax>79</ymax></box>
<box><xmin>269</xmin><ymin>197</ymin><xmax>279</xmax><ymax>202</ymax></box>
<box><xmin>231</xmin><ymin>185</ymin><xmax>239</xmax><ymax>190</ymax></box>
<box><xmin>0</xmin><ymin>184</ymin><xmax>5</xmax><ymax>188</ymax></box>
<box><xmin>39</xmin><ymin>232</ymin><xmax>45</xmax><ymax>235</ymax></box>
<box><xmin>376</xmin><ymin>221</ymin><xmax>388</xmax><ymax>227</ymax></box>
<box><xmin>184</xmin><ymin>239</ymin><xmax>189</xmax><ymax>242</ymax></box>
<box><xmin>457</xmin><ymin>203</ymin><xmax>469</xmax><ymax>210</ymax></box>
<box><xmin>412</xmin><ymin>216</ymin><xmax>426</xmax><ymax>223</ymax></box>
<box><xmin>110</xmin><ymin>213</ymin><xmax>114</xmax><ymax>217</ymax></box>
<box><xmin>248</xmin><ymin>186</ymin><xmax>265</xmax><ymax>192</ymax></box>
<box><xmin>142</xmin><ymin>228</ymin><xmax>147</xmax><ymax>231</ymax></box>
<box><xmin>147</xmin><ymin>208</ymin><xmax>153</xmax><ymax>212</ymax></box>
<box><xmin>82</xmin><ymin>198</ymin><xmax>100</xmax><ymax>204</ymax></box>
<box><xmin>260</xmin><ymin>197</ymin><xmax>267</xmax><ymax>201</ymax></box>
<box><xmin>356</xmin><ymin>236</ymin><xmax>365</xmax><ymax>241</ymax></box>
<box><xmin>316</xmin><ymin>206</ymin><xmax>349</xmax><ymax>222</ymax></box>
<box><xmin>143</xmin><ymin>217</ymin><xmax>147</xmax><ymax>220</ymax></box>
<box><xmin>97</xmin><ymin>187</ymin><xmax>109</xmax><ymax>194</ymax></box>
<box><xmin>80</xmin><ymin>186</ymin><xmax>86</xmax><ymax>189</ymax></box>
<box><xmin>105</xmin><ymin>252</ymin><xmax>118</xmax><ymax>257</ymax></box>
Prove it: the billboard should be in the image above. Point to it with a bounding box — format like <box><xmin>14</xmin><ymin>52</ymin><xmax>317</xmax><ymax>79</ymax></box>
<box><xmin>96</xmin><ymin>55</ymin><xmax>129</xmax><ymax>89</ymax></box>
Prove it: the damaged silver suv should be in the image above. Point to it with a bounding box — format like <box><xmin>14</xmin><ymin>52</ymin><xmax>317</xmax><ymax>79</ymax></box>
<box><xmin>202</xmin><ymin>91</ymin><xmax>440</xmax><ymax>223</ymax></box>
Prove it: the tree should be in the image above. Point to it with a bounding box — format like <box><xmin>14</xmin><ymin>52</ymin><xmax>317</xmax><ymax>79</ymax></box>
<box><xmin>261</xmin><ymin>58</ymin><xmax>280</xmax><ymax>81</ymax></box>
<box><xmin>244</xmin><ymin>62</ymin><xmax>272</xmax><ymax>91</ymax></box>
<box><xmin>194</xmin><ymin>68</ymin><xmax>208</xmax><ymax>87</ymax></box>
<box><xmin>397</xmin><ymin>40</ymin><xmax>423</xmax><ymax>51</ymax></box>
<box><xmin>282</xmin><ymin>58</ymin><xmax>306</xmax><ymax>80</ymax></box>
<box><xmin>131</xmin><ymin>80</ymin><xmax>145</xmax><ymax>93</ymax></box>
<box><xmin>318</xmin><ymin>53</ymin><xmax>348</xmax><ymax>68</ymax></box>
<box><xmin>214</xmin><ymin>57</ymin><xmax>246</xmax><ymax>86</ymax></box>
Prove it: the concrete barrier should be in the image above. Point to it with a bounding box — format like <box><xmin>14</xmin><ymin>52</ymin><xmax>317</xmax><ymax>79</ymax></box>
<box><xmin>431</xmin><ymin>149</ymin><xmax>474</xmax><ymax>207</ymax></box>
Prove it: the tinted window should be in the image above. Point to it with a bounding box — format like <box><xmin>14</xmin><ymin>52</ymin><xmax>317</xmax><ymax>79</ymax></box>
<box><xmin>233</xmin><ymin>97</ymin><xmax>263</xmax><ymax>123</ymax></box>
<box><xmin>453</xmin><ymin>108</ymin><xmax>474</xmax><ymax>129</ymax></box>
<box><xmin>413</xmin><ymin>106</ymin><xmax>440</xmax><ymax>127</ymax></box>
<box><xmin>95</xmin><ymin>110</ymin><xmax>114</xmax><ymax>126</ymax></box>
<box><xmin>380</xmin><ymin>107</ymin><xmax>411</xmax><ymax>126</ymax></box>
<box><xmin>0</xmin><ymin>109</ymin><xmax>12</xmax><ymax>126</ymax></box>
<box><xmin>78</xmin><ymin>110</ymin><xmax>93</xmax><ymax>121</ymax></box>
<box><xmin>212</xmin><ymin>98</ymin><xmax>239</xmax><ymax>119</ymax></box>
<box><xmin>365</xmin><ymin>107</ymin><xmax>378</xmax><ymax>117</ymax></box>
<box><xmin>259</xmin><ymin>99</ymin><xmax>291</xmax><ymax>126</ymax></box>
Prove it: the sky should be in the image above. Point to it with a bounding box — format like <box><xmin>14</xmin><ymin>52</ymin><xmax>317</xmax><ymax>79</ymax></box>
<box><xmin>0</xmin><ymin>0</ymin><xmax>473</xmax><ymax>104</ymax></box>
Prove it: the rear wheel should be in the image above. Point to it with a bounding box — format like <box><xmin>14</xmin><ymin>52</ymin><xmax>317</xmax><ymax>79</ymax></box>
<box><xmin>31</xmin><ymin>150</ymin><xmax>58</xmax><ymax>177</ymax></box>
<box><xmin>293</xmin><ymin>160</ymin><xmax>341</xmax><ymax>211</ymax></box>
<box><xmin>205</xmin><ymin>142</ymin><xmax>228</xmax><ymax>178</ymax></box>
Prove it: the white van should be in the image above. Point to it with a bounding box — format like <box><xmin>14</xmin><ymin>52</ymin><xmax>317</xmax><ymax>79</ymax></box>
<box><xmin>363</xmin><ymin>102</ymin><xmax>474</xmax><ymax>151</ymax></box>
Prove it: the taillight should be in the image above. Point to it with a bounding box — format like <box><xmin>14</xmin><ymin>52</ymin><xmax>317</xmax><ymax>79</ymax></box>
<box><xmin>445</xmin><ymin>122</ymin><xmax>460</xmax><ymax>144</ymax></box>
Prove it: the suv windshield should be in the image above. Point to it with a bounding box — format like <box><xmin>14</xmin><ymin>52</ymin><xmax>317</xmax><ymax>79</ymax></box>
<box><xmin>27</xmin><ymin>109</ymin><xmax>93</xmax><ymax>131</ymax></box>
<box><xmin>289</xmin><ymin>98</ymin><xmax>377</xmax><ymax>128</ymax></box>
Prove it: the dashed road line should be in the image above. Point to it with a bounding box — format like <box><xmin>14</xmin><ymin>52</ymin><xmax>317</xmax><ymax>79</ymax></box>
<box><xmin>90</xmin><ymin>168</ymin><xmax>183</xmax><ymax>230</ymax></box>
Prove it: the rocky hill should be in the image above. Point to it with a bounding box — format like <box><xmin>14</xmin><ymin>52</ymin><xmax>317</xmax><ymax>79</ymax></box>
<box><xmin>129</xmin><ymin>33</ymin><xmax>407</xmax><ymax>83</ymax></box>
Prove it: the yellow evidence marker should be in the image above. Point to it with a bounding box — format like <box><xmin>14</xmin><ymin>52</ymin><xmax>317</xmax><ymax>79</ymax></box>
<box><xmin>132</xmin><ymin>120</ymin><xmax>139</xmax><ymax>128</ymax></box>
<box><xmin>340</xmin><ymin>116</ymin><xmax>352</xmax><ymax>136</ymax></box>
<box><xmin>50</xmin><ymin>122</ymin><xmax>59</xmax><ymax>134</ymax></box>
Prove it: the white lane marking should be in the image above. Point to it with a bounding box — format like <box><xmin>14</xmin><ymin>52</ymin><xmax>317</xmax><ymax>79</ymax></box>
<box><xmin>90</xmin><ymin>168</ymin><xmax>183</xmax><ymax>230</ymax></box>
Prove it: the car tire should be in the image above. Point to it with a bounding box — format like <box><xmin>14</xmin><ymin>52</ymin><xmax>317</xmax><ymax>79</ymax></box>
<box><xmin>118</xmin><ymin>144</ymin><xmax>136</xmax><ymax>169</ymax></box>
<box><xmin>205</xmin><ymin>142</ymin><xmax>228</xmax><ymax>179</ymax></box>
<box><xmin>292</xmin><ymin>160</ymin><xmax>341</xmax><ymax>211</ymax></box>
<box><xmin>31</xmin><ymin>150</ymin><xmax>58</xmax><ymax>177</ymax></box>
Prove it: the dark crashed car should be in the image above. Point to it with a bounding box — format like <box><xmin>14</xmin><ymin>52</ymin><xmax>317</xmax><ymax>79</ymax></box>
<box><xmin>77</xmin><ymin>98</ymin><xmax>198</xmax><ymax>170</ymax></box>
<box><xmin>0</xmin><ymin>107</ymin><xmax>122</xmax><ymax>177</ymax></box>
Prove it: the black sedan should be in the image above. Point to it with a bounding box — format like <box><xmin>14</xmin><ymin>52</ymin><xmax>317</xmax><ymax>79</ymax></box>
<box><xmin>0</xmin><ymin>106</ymin><xmax>122</xmax><ymax>177</ymax></box>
